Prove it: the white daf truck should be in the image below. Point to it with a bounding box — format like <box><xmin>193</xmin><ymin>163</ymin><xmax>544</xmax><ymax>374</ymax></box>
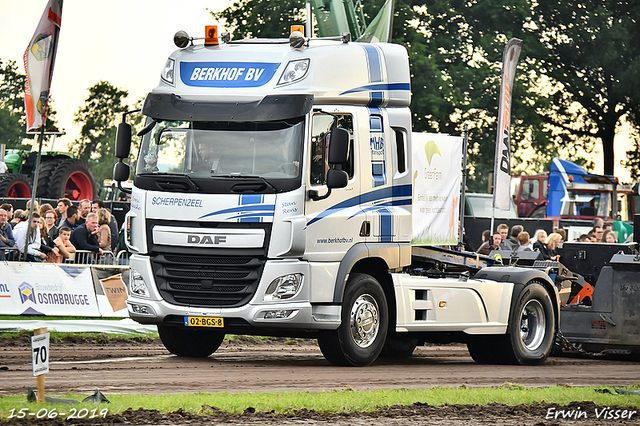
<box><xmin>113</xmin><ymin>28</ymin><xmax>560</xmax><ymax>366</ymax></box>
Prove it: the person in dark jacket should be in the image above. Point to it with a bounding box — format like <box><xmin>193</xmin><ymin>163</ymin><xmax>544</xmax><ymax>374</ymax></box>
<box><xmin>70</xmin><ymin>212</ymin><xmax>103</xmax><ymax>257</ymax></box>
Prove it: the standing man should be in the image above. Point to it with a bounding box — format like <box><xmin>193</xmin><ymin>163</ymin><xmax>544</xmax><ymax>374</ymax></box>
<box><xmin>70</xmin><ymin>212</ymin><xmax>103</xmax><ymax>258</ymax></box>
<box><xmin>497</xmin><ymin>223</ymin><xmax>512</xmax><ymax>250</ymax></box>
<box><xmin>61</xmin><ymin>206</ymin><xmax>80</xmax><ymax>231</ymax></box>
<box><xmin>0</xmin><ymin>208</ymin><xmax>16</xmax><ymax>261</ymax></box>
<box><xmin>57</xmin><ymin>198</ymin><xmax>72</xmax><ymax>227</ymax></box>
<box><xmin>76</xmin><ymin>199</ymin><xmax>92</xmax><ymax>227</ymax></box>
<box><xmin>507</xmin><ymin>225</ymin><xmax>523</xmax><ymax>249</ymax></box>
<box><xmin>0</xmin><ymin>203</ymin><xmax>14</xmax><ymax>222</ymax></box>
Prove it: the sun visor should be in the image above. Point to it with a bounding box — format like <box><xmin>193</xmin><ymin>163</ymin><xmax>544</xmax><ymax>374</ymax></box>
<box><xmin>143</xmin><ymin>93</ymin><xmax>314</xmax><ymax>122</ymax></box>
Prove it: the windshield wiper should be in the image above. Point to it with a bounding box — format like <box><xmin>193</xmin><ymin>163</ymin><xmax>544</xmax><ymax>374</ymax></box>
<box><xmin>140</xmin><ymin>172</ymin><xmax>201</xmax><ymax>191</ymax></box>
<box><xmin>213</xmin><ymin>173</ymin><xmax>277</xmax><ymax>192</ymax></box>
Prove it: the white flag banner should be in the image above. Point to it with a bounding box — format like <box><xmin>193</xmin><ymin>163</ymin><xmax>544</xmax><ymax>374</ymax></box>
<box><xmin>23</xmin><ymin>0</ymin><xmax>62</xmax><ymax>131</ymax></box>
<box><xmin>412</xmin><ymin>132</ymin><xmax>463</xmax><ymax>245</ymax></box>
<box><xmin>493</xmin><ymin>38</ymin><xmax>522</xmax><ymax>211</ymax></box>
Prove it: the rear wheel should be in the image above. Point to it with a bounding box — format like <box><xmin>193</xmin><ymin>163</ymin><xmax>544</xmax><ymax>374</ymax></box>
<box><xmin>0</xmin><ymin>174</ymin><xmax>33</xmax><ymax>198</ymax></box>
<box><xmin>47</xmin><ymin>158</ymin><xmax>97</xmax><ymax>200</ymax></box>
<box><xmin>381</xmin><ymin>336</ymin><xmax>418</xmax><ymax>358</ymax></box>
<box><xmin>158</xmin><ymin>325</ymin><xmax>225</xmax><ymax>358</ymax></box>
<box><xmin>317</xmin><ymin>273</ymin><xmax>388</xmax><ymax>366</ymax></box>
<box><xmin>36</xmin><ymin>157</ymin><xmax>66</xmax><ymax>198</ymax></box>
<box><xmin>529</xmin><ymin>205</ymin><xmax>546</xmax><ymax>218</ymax></box>
<box><xmin>467</xmin><ymin>282</ymin><xmax>555</xmax><ymax>365</ymax></box>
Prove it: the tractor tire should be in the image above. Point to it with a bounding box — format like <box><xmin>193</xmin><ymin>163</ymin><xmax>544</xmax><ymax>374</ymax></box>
<box><xmin>47</xmin><ymin>158</ymin><xmax>97</xmax><ymax>201</ymax></box>
<box><xmin>0</xmin><ymin>174</ymin><xmax>33</xmax><ymax>198</ymax></box>
<box><xmin>36</xmin><ymin>157</ymin><xmax>67</xmax><ymax>198</ymax></box>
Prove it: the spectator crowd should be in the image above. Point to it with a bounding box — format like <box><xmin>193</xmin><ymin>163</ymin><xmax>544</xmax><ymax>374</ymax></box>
<box><xmin>473</xmin><ymin>217</ymin><xmax>631</xmax><ymax>262</ymax></box>
<box><xmin>0</xmin><ymin>198</ymin><xmax>125</xmax><ymax>264</ymax></box>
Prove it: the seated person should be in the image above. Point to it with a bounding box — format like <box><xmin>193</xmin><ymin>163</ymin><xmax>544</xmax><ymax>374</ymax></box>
<box><xmin>53</xmin><ymin>227</ymin><xmax>76</xmax><ymax>262</ymax></box>
<box><xmin>195</xmin><ymin>141</ymin><xmax>221</xmax><ymax>172</ymax></box>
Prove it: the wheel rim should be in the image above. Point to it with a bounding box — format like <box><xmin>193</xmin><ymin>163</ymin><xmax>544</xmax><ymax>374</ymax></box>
<box><xmin>349</xmin><ymin>294</ymin><xmax>379</xmax><ymax>348</ymax></box>
<box><xmin>7</xmin><ymin>181</ymin><xmax>31</xmax><ymax>198</ymax></box>
<box><xmin>520</xmin><ymin>299</ymin><xmax>546</xmax><ymax>351</ymax></box>
<box><xmin>64</xmin><ymin>171</ymin><xmax>93</xmax><ymax>200</ymax></box>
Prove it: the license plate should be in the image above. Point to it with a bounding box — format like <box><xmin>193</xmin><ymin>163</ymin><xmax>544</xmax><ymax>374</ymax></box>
<box><xmin>184</xmin><ymin>316</ymin><xmax>224</xmax><ymax>327</ymax></box>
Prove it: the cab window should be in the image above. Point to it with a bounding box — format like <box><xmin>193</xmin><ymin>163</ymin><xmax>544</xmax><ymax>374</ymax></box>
<box><xmin>310</xmin><ymin>113</ymin><xmax>354</xmax><ymax>185</ymax></box>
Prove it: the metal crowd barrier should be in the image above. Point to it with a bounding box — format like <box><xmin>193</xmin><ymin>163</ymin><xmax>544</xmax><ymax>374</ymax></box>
<box><xmin>2</xmin><ymin>247</ymin><xmax>130</xmax><ymax>266</ymax></box>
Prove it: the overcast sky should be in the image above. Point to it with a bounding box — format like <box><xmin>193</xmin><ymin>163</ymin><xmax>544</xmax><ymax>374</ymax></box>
<box><xmin>0</xmin><ymin>0</ymin><xmax>634</xmax><ymax>181</ymax></box>
<box><xmin>0</xmin><ymin>0</ymin><xmax>230</xmax><ymax>149</ymax></box>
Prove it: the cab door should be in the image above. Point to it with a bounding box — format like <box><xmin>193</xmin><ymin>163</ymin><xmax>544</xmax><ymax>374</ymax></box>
<box><xmin>304</xmin><ymin>108</ymin><xmax>365</xmax><ymax>261</ymax></box>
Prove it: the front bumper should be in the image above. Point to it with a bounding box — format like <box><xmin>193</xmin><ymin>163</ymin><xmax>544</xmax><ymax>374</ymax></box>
<box><xmin>126</xmin><ymin>254</ymin><xmax>341</xmax><ymax>331</ymax></box>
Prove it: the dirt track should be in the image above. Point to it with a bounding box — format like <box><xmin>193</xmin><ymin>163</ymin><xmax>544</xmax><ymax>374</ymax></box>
<box><xmin>1</xmin><ymin>337</ymin><xmax>639</xmax><ymax>425</ymax></box>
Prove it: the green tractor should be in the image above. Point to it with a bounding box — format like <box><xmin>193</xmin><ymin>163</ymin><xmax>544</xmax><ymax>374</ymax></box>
<box><xmin>0</xmin><ymin>150</ymin><xmax>97</xmax><ymax>201</ymax></box>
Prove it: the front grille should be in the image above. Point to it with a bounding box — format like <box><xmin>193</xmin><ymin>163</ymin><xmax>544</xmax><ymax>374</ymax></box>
<box><xmin>153</xmin><ymin>254</ymin><xmax>265</xmax><ymax>308</ymax></box>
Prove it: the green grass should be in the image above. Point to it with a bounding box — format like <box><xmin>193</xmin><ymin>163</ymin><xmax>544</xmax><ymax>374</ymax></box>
<box><xmin>0</xmin><ymin>330</ymin><xmax>158</xmax><ymax>344</ymax></box>
<box><xmin>1</xmin><ymin>385</ymin><xmax>639</xmax><ymax>419</ymax></box>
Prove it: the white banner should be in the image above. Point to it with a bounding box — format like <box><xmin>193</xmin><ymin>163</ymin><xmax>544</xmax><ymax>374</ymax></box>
<box><xmin>0</xmin><ymin>264</ymin><xmax>100</xmax><ymax>316</ymax></box>
<box><xmin>412</xmin><ymin>133</ymin><xmax>463</xmax><ymax>245</ymax></box>
<box><xmin>493</xmin><ymin>38</ymin><xmax>522</xmax><ymax>211</ymax></box>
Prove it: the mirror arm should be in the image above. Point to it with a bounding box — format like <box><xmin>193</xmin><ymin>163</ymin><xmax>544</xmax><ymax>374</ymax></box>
<box><xmin>308</xmin><ymin>188</ymin><xmax>332</xmax><ymax>201</ymax></box>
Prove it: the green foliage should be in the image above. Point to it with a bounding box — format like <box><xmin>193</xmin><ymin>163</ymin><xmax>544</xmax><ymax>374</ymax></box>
<box><xmin>211</xmin><ymin>0</ymin><xmax>307</xmax><ymax>39</ymax></box>
<box><xmin>72</xmin><ymin>81</ymin><xmax>130</xmax><ymax>183</ymax></box>
<box><xmin>522</xmin><ymin>0</ymin><xmax>640</xmax><ymax>176</ymax></box>
<box><xmin>0</xmin><ymin>59</ymin><xmax>60</xmax><ymax>149</ymax></box>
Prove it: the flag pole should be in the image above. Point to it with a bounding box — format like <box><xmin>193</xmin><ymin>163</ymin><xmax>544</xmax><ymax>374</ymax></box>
<box><xmin>22</xmin><ymin>120</ymin><xmax>46</xmax><ymax>262</ymax></box>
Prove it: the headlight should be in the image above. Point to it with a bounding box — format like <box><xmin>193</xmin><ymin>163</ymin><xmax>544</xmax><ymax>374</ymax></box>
<box><xmin>129</xmin><ymin>270</ymin><xmax>149</xmax><ymax>297</ymax></box>
<box><xmin>161</xmin><ymin>58</ymin><xmax>175</xmax><ymax>85</ymax></box>
<box><xmin>263</xmin><ymin>274</ymin><xmax>303</xmax><ymax>301</ymax></box>
<box><xmin>277</xmin><ymin>59</ymin><xmax>309</xmax><ymax>86</ymax></box>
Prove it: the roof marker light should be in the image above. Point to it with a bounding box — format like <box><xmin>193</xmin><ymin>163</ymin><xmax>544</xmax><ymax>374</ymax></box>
<box><xmin>205</xmin><ymin>25</ymin><xmax>219</xmax><ymax>46</ymax></box>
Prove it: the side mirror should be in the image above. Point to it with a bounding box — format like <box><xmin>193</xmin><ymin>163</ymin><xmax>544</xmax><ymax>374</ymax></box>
<box><xmin>328</xmin><ymin>127</ymin><xmax>349</xmax><ymax>164</ymax></box>
<box><xmin>115</xmin><ymin>122</ymin><xmax>132</xmax><ymax>159</ymax></box>
<box><xmin>327</xmin><ymin>169</ymin><xmax>348</xmax><ymax>189</ymax></box>
<box><xmin>113</xmin><ymin>161</ymin><xmax>131</xmax><ymax>190</ymax></box>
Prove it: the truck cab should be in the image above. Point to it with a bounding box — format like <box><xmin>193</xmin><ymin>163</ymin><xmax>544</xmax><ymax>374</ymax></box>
<box><xmin>114</xmin><ymin>29</ymin><xmax>558</xmax><ymax>367</ymax></box>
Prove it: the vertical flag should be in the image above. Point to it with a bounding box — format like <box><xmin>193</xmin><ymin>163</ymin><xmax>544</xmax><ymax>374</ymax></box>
<box><xmin>23</xmin><ymin>0</ymin><xmax>63</xmax><ymax>132</ymax></box>
<box><xmin>357</xmin><ymin>0</ymin><xmax>395</xmax><ymax>43</ymax></box>
<box><xmin>492</xmin><ymin>38</ymin><xmax>522</xmax><ymax>211</ymax></box>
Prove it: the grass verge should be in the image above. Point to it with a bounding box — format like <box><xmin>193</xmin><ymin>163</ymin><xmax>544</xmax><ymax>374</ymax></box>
<box><xmin>1</xmin><ymin>385</ymin><xmax>639</xmax><ymax>419</ymax></box>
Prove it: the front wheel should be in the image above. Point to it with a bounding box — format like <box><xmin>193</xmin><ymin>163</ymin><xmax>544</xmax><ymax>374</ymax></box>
<box><xmin>317</xmin><ymin>273</ymin><xmax>388</xmax><ymax>366</ymax></box>
<box><xmin>504</xmin><ymin>282</ymin><xmax>556</xmax><ymax>365</ymax></box>
<box><xmin>158</xmin><ymin>325</ymin><xmax>225</xmax><ymax>358</ymax></box>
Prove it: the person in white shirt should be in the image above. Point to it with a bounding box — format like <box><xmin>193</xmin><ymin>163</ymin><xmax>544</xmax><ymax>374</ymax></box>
<box><xmin>13</xmin><ymin>213</ymin><xmax>49</xmax><ymax>262</ymax></box>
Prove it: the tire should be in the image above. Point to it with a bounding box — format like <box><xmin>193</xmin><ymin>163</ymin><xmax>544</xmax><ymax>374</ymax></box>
<box><xmin>36</xmin><ymin>157</ymin><xmax>67</xmax><ymax>198</ymax></box>
<box><xmin>158</xmin><ymin>325</ymin><xmax>225</xmax><ymax>358</ymax></box>
<box><xmin>47</xmin><ymin>158</ymin><xmax>97</xmax><ymax>200</ymax></box>
<box><xmin>467</xmin><ymin>335</ymin><xmax>507</xmax><ymax>364</ymax></box>
<box><xmin>381</xmin><ymin>336</ymin><xmax>418</xmax><ymax>358</ymax></box>
<box><xmin>529</xmin><ymin>205</ymin><xmax>546</xmax><ymax>218</ymax></box>
<box><xmin>317</xmin><ymin>273</ymin><xmax>389</xmax><ymax>366</ymax></box>
<box><xmin>502</xmin><ymin>282</ymin><xmax>556</xmax><ymax>365</ymax></box>
<box><xmin>0</xmin><ymin>174</ymin><xmax>33</xmax><ymax>198</ymax></box>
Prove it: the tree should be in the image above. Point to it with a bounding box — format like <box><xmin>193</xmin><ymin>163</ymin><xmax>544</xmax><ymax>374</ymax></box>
<box><xmin>72</xmin><ymin>81</ymin><xmax>130</xmax><ymax>183</ymax></box>
<box><xmin>523</xmin><ymin>0</ymin><xmax>640</xmax><ymax>176</ymax></box>
<box><xmin>0</xmin><ymin>59</ymin><xmax>60</xmax><ymax>149</ymax></box>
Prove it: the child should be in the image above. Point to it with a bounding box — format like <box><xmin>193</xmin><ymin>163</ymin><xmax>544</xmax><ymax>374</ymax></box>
<box><xmin>53</xmin><ymin>226</ymin><xmax>76</xmax><ymax>263</ymax></box>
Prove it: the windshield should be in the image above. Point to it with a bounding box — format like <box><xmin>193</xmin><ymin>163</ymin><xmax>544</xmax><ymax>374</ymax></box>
<box><xmin>136</xmin><ymin>118</ymin><xmax>304</xmax><ymax>181</ymax></box>
<box><xmin>561</xmin><ymin>190</ymin><xmax>632</xmax><ymax>221</ymax></box>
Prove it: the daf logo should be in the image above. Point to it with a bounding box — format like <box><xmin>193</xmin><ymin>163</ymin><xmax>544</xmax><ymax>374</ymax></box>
<box><xmin>187</xmin><ymin>235</ymin><xmax>227</xmax><ymax>245</ymax></box>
